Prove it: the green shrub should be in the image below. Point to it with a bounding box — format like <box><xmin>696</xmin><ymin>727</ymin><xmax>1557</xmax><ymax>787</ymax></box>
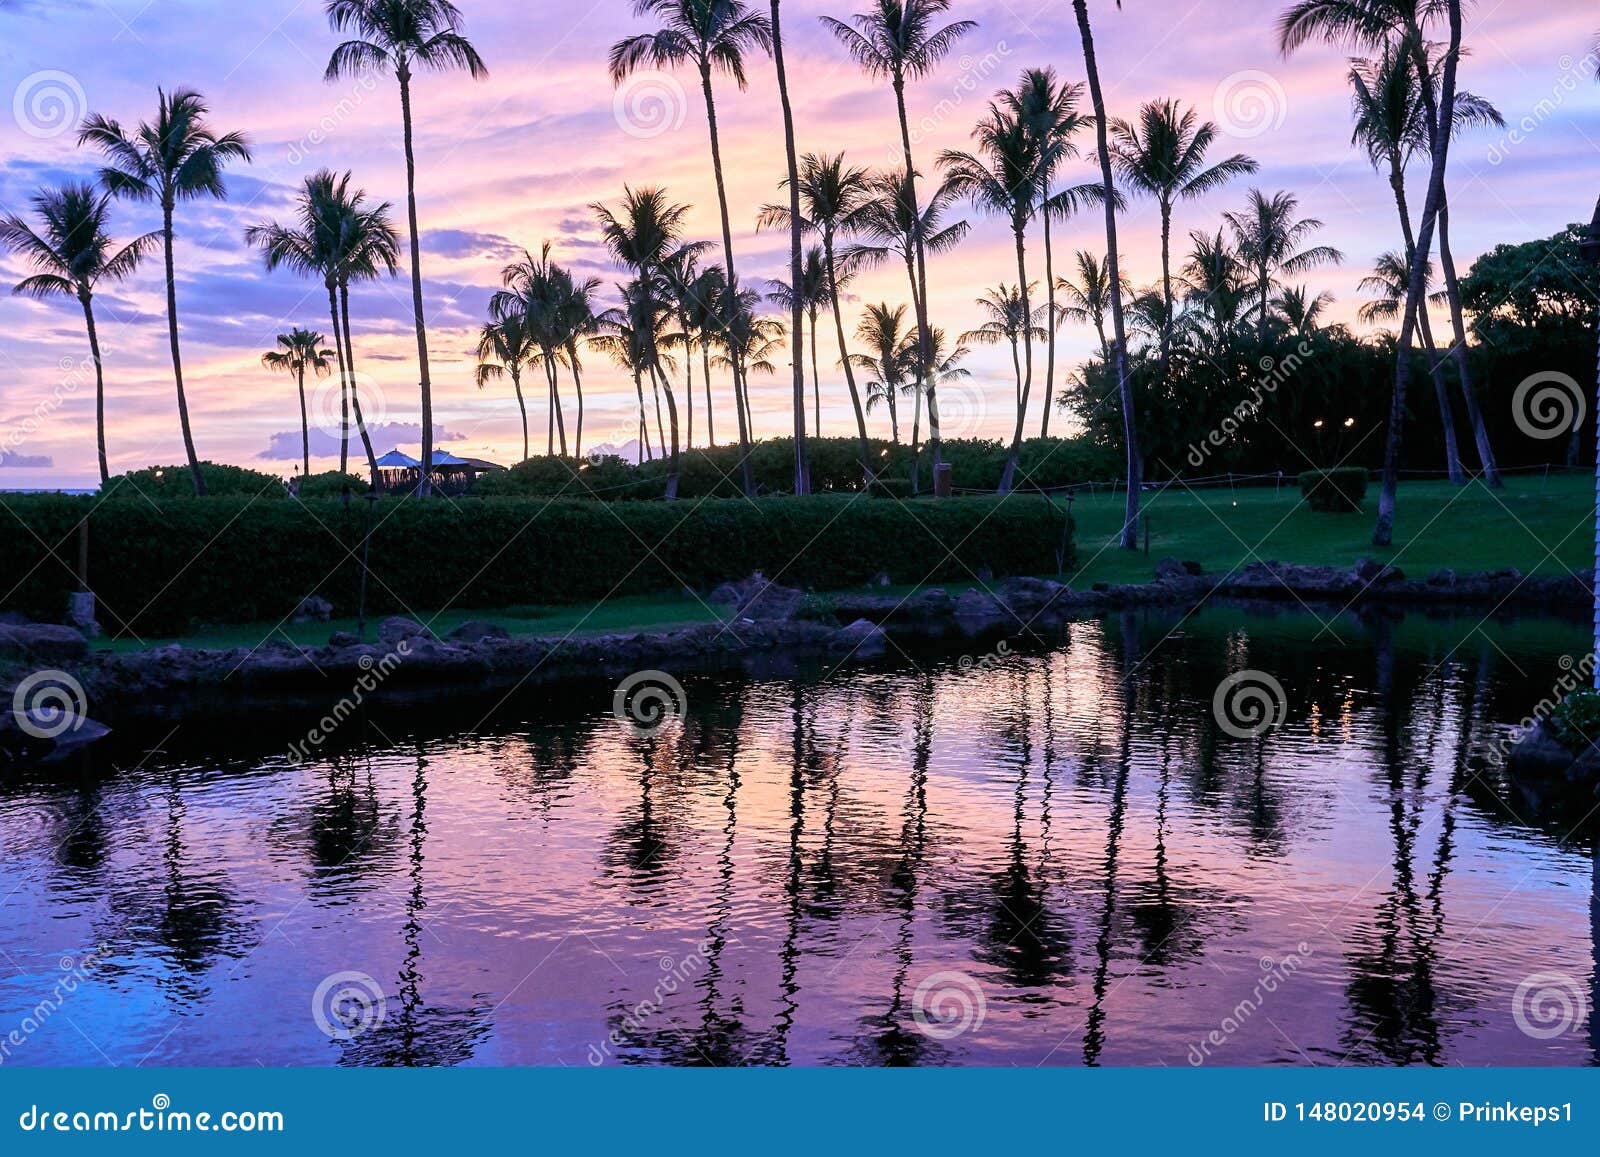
<box><xmin>297</xmin><ymin>471</ymin><xmax>370</xmax><ymax>499</ymax></box>
<box><xmin>1551</xmin><ymin>689</ymin><xmax>1600</xmax><ymax>751</ymax></box>
<box><xmin>1298</xmin><ymin>467</ymin><xmax>1369</xmax><ymax>513</ymax></box>
<box><xmin>102</xmin><ymin>461</ymin><xmax>289</xmax><ymax>499</ymax></box>
<box><xmin>0</xmin><ymin>492</ymin><xmax>1072</xmax><ymax>636</ymax></box>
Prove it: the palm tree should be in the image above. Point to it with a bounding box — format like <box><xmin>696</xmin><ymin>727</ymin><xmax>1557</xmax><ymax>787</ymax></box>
<box><xmin>909</xmin><ymin>327</ymin><xmax>971</xmax><ymax>447</ymax></box>
<box><xmin>1272</xmin><ymin>285</ymin><xmax>1335</xmax><ymax>339</ymax></box>
<box><xmin>768</xmin><ymin>0</ymin><xmax>810</xmax><ymax>493</ymax></box>
<box><xmin>1111</xmin><ymin>99</ymin><xmax>1257</xmax><ymax>378</ymax></box>
<box><xmin>591</xmin><ymin>298</ymin><xmax>657</xmax><ymax>464</ymax></box>
<box><xmin>611</xmin><ymin>0</ymin><xmax>773</xmax><ymax>497</ymax></box>
<box><xmin>555</xmin><ymin>263</ymin><xmax>601</xmax><ymax>458</ymax></box>
<box><xmin>497</xmin><ymin>242</ymin><xmax>572</xmax><ymax>456</ymax></box>
<box><xmin>262</xmin><ymin>329</ymin><xmax>336</xmax><ymax>480</ymax></box>
<box><xmin>1004</xmin><ymin>68</ymin><xmax>1095</xmax><ymax>437</ymax></box>
<box><xmin>682</xmin><ymin>264</ymin><xmax>729</xmax><ymax>447</ymax></box>
<box><xmin>0</xmin><ymin>183</ymin><xmax>157</xmax><ymax>485</ymax></box>
<box><xmin>1224</xmin><ymin>189</ymin><xmax>1344</xmax><ymax>337</ymax></box>
<box><xmin>1056</xmin><ymin>250</ymin><xmax>1127</xmax><ymax>361</ymax></box>
<box><xmin>767</xmin><ymin>247</ymin><xmax>833</xmax><ymax>439</ymax></box>
<box><xmin>942</xmin><ymin>104</ymin><xmax>1055</xmax><ymax>493</ymax></box>
<box><xmin>79</xmin><ymin>88</ymin><xmax>251</xmax><ymax>495</ymax></box>
<box><xmin>852</xmin><ymin>302</ymin><xmax>910</xmax><ymax>444</ymax></box>
<box><xmin>333</xmin><ymin>191</ymin><xmax>401</xmax><ymax>480</ymax></box>
<box><xmin>822</xmin><ymin>0</ymin><xmax>975</xmax><ymax>477</ymax></box>
<box><xmin>324</xmin><ymin>0</ymin><xmax>488</xmax><ymax>495</ymax></box>
<box><xmin>660</xmin><ymin>242</ymin><xmax>709</xmax><ymax>447</ymax></box>
<box><xmin>758</xmin><ymin>152</ymin><xmax>875</xmax><ymax>483</ymax></box>
<box><xmin>1348</xmin><ymin>43</ymin><xmax>1464</xmax><ymax>485</ymax></box>
<box><xmin>960</xmin><ymin>284</ymin><xmax>1047</xmax><ymax>434</ymax></box>
<box><xmin>1071</xmin><ymin>0</ymin><xmax>1140</xmax><ymax>549</ymax></box>
<box><xmin>475</xmin><ymin>298</ymin><xmax>540</xmax><ymax>462</ymax></box>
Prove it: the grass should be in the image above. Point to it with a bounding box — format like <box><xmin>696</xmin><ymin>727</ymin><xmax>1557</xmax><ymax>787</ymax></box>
<box><xmin>90</xmin><ymin>475</ymin><xmax>1594</xmax><ymax>654</ymax></box>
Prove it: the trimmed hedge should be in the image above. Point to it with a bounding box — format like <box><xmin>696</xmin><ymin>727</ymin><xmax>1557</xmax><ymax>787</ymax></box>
<box><xmin>0</xmin><ymin>492</ymin><xmax>1072</xmax><ymax>636</ymax></box>
<box><xmin>1299</xmin><ymin>467</ymin><xmax>1369</xmax><ymax>513</ymax></box>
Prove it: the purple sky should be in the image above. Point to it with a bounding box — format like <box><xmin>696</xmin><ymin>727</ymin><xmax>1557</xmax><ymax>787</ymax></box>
<box><xmin>0</xmin><ymin>0</ymin><xmax>1596</xmax><ymax>486</ymax></box>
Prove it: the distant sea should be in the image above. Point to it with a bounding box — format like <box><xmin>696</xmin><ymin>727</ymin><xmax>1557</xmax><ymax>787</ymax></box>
<box><xmin>0</xmin><ymin>488</ymin><xmax>96</xmax><ymax>495</ymax></box>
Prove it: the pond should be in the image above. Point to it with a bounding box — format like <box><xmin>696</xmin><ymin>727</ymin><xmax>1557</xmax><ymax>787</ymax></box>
<box><xmin>2</xmin><ymin>604</ymin><xmax>1596</xmax><ymax>1067</ymax></box>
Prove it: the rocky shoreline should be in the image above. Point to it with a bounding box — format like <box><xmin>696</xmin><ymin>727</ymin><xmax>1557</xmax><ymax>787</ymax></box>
<box><xmin>1</xmin><ymin>559</ymin><xmax>1592</xmax><ymax>738</ymax></box>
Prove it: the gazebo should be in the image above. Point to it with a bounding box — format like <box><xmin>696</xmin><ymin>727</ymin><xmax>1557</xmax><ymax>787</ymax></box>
<box><xmin>374</xmin><ymin>448</ymin><xmax>421</xmax><ymax>492</ymax></box>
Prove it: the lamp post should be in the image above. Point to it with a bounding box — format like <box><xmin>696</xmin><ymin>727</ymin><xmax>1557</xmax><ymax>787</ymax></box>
<box><xmin>1579</xmin><ymin>196</ymin><xmax>1600</xmax><ymax>687</ymax></box>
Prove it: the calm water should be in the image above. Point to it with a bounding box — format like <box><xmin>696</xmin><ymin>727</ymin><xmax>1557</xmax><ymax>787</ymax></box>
<box><xmin>3</xmin><ymin>605</ymin><xmax>1598</xmax><ymax>1067</ymax></box>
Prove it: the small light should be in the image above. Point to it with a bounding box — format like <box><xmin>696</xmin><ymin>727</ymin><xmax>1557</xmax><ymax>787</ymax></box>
<box><xmin>1313</xmin><ymin>420</ymin><xmax>1324</xmax><ymax>429</ymax></box>
<box><xmin>154</xmin><ymin>468</ymin><xmax>164</xmax><ymax>479</ymax></box>
<box><xmin>881</xmin><ymin>449</ymin><xmax>890</xmax><ymax>458</ymax></box>
<box><xmin>1344</xmin><ymin>418</ymin><xmax>1355</xmax><ymax>428</ymax></box>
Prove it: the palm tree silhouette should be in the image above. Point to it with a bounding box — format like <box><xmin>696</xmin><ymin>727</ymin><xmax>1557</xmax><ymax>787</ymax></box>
<box><xmin>79</xmin><ymin>88</ymin><xmax>251</xmax><ymax>496</ymax></box>
<box><xmin>611</xmin><ymin>0</ymin><xmax>773</xmax><ymax>497</ymax></box>
<box><xmin>1225</xmin><ymin>189</ymin><xmax>1344</xmax><ymax>340</ymax></box>
<box><xmin>1111</xmin><ymin>99</ymin><xmax>1257</xmax><ymax>379</ymax></box>
<box><xmin>852</xmin><ymin>302</ymin><xmax>911</xmax><ymax>443</ymax></box>
<box><xmin>961</xmin><ymin>284</ymin><xmax>1047</xmax><ymax>447</ymax></box>
<box><xmin>475</xmin><ymin>296</ymin><xmax>540</xmax><ymax>463</ymax></box>
<box><xmin>262</xmin><ymin>329</ymin><xmax>337</xmax><ymax>479</ymax></box>
<box><xmin>323</xmin><ymin>0</ymin><xmax>487</xmax><ymax>496</ymax></box>
<box><xmin>823</xmin><ymin>0</ymin><xmax>975</xmax><ymax>479</ymax></box>
<box><xmin>759</xmin><ymin>152</ymin><xmax>875</xmax><ymax>483</ymax></box>
<box><xmin>767</xmin><ymin>247</ymin><xmax>833</xmax><ymax>440</ymax></box>
<box><xmin>1055</xmin><ymin>250</ymin><xmax>1128</xmax><ymax>362</ymax></box>
<box><xmin>660</xmin><ymin>242</ymin><xmax>713</xmax><ymax>447</ymax></box>
<box><xmin>941</xmin><ymin>103</ymin><xmax>1048</xmax><ymax>493</ymax></box>
<box><xmin>333</xmin><ymin>187</ymin><xmax>401</xmax><ymax>480</ymax></box>
<box><xmin>496</xmin><ymin>243</ymin><xmax>573</xmax><ymax>456</ymax></box>
<box><xmin>768</xmin><ymin>0</ymin><xmax>810</xmax><ymax>494</ymax></box>
<box><xmin>0</xmin><ymin>183</ymin><xmax>157</xmax><ymax>485</ymax></box>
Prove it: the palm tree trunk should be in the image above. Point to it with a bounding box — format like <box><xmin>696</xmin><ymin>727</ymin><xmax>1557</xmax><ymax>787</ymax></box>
<box><xmin>296</xmin><ymin>362</ymin><xmax>310</xmax><ymax>481</ymax></box>
<box><xmin>565</xmin><ymin>344</ymin><xmax>585</xmax><ymax>459</ymax></box>
<box><xmin>396</xmin><ymin>64</ymin><xmax>435</xmax><ymax>497</ymax></box>
<box><xmin>1389</xmin><ymin>167</ymin><xmax>1465</xmax><ymax>487</ymax></box>
<box><xmin>1438</xmin><ymin>196</ymin><xmax>1501</xmax><ymax>487</ymax></box>
<box><xmin>892</xmin><ymin>74</ymin><xmax>940</xmax><ymax>480</ymax></box>
<box><xmin>1073</xmin><ymin>0</ymin><xmax>1139</xmax><ymax>547</ymax></box>
<box><xmin>1377</xmin><ymin>0</ymin><xmax>1463</xmax><ymax>548</ymax></box>
<box><xmin>511</xmin><ymin>365</ymin><xmax>528</xmax><ymax>462</ymax></box>
<box><xmin>701</xmin><ymin>339</ymin><xmax>715</xmax><ymax>447</ymax></box>
<box><xmin>161</xmin><ymin>201</ymin><xmax>205</xmax><ymax>496</ymax></box>
<box><xmin>771</xmin><ymin>0</ymin><xmax>809</xmax><ymax>495</ymax></box>
<box><xmin>547</xmin><ymin>359</ymin><xmax>555</xmax><ymax>457</ymax></box>
<box><xmin>901</xmin><ymin>251</ymin><xmax>923</xmax><ymax>497</ymax></box>
<box><xmin>809</xmin><ymin>305</ymin><xmax>821</xmax><ymax>439</ymax></box>
<box><xmin>634</xmin><ymin>367</ymin><xmax>652</xmax><ymax>462</ymax></box>
<box><xmin>550</xmin><ymin>353</ymin><xmax>568</xmax><ymax>457</ymax></box>
<box><xmin>79</xmin><ymin>292</ymin><xmax>109</xmax><ymax>486</ymax></box>
<box><xmin>654</xmin><ymin>362</ymin><xmax>681</xmax><ymax>501</ymax></box>
<box><xmin>1001</xmin><ymin>221</ymin><xmax>1035</xmax><ymax>494</ymax></box>
<box><xmin>699</xmin><ymin>59</ymin><xmax>756</xmax><ymax>497</ymax></box>
<box><xmin>1158</xmin><ymin>199</ymin><xmax>1174</xmax><ymax>380</ymax></box>
<box><xmin>678</xmin><ymin>308</ymin><xmax>695</xmax><ymax>449</ymax></box>
<box><xmin>339</xmin><ymin>283</ymin><xmax>379</xmax><ymax>481</ymax></box>
<box><xmin>1042</xmin><ymin>189</ymin><xmax>1058</xmax><ymax>438</ymax></box>
<box><xmin>652</xmin><ymin>372</ymin><xmax>667</xmax><ymax>454</ymax></box>
<box><xmin>326</xmin><ymin>284</ymin><xmax>349</xmax><ymax>477</ymax></box>
<box><xmin>823</xmin><ymin>235</ymin><xmax>872</xmax><ymax>486</ymax></box>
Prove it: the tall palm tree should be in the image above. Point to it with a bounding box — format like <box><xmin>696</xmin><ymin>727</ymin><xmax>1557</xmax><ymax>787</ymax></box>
<box><xmin>1111</xmin><ymin>99</ymin><xmax>1257</xmax><ymax>377</ymax></box>
<box><xmin>554</xmin><ymin>263</ymin><xmax>601</xmax><ymax>458</ymax></box>
<box><xmin>262</xmin><ymin>329</ymin><xmax>336</xmax><ymax>480</ymax></box>
<box><xmin>0</xmin><ymin>183</ymin><xmax>157</xmax><ymax>485</ymax></box>
<box><xmin>1278</xmin><ymin>0</ymin><xmax>1471</xmax><ymax>544</ymax></box>
<box><xmin>758</xmin><ymin>152</ymin><xmax>875</xmax><ymax>482</ymax></box>
<box><xmin>852</xmin><ymin>302</ymin><xmax>910</xmax><ymax>444</ymax></box>
<box><xmin>767</xmin><ymin>247</ymin><xmax>833</xmax><ymax>439</ymax></box>
<box><xmin>1225</xmin><ymin>188</ymin><xmax>1344</xmax><ymax>337</ymax></box>
<box><xmin>822</xmin><ymin>0</ymin><xmax>975</xmax><ymax>477</ymax></box>
<box><xmin>475</xmin><ymin>297</ymin><xmax>540</xmax><ymax>462</ymax></box>
<box><xmin>324</xmin><ymin>0</ymin><xmax>488</xmax><ymax>495</ymax></box>
<box><xmin>79</xmin><ymin>88</ymin><xmax>251</xmax><ymax>496</ymax></box>
<box><xmin>660</xmin><ymin>242</ymin><xmax>707</xmax><ymax>447</ymax></box>
<box><xmin>1056</xmin><ymin>250</ymin><xmax>1126</xmax><ymax>361</ymax></box>
<box><xmin>1348</xmin><ymin>43</ymin><xmax>1464</xmax><ymax>485</ymax></box>
<box><xmin>960</xmin><ymin>284</ymin><xmax>1047</xmax><ymax>434</ymax></box>
<box><xmin>682</xmin><ymin>264</ymin><xmax>729</xmax><ymax>448</ymax></box>
<box><xmin>941</xmin><ymin>104</ymin><xmax>1045</xmax><ymax>494</ymax></box>
<box><xmin>1071</xmin><ymin>0</ymin><xmax>1140</xmax><ymax>549</ymax></box>
<box><xmin>497</xmin><ymin>242</ymin><xmax>573</xmax><ymax>456</ymax></box>
<box><xmin>1004</xmin><ymin>68</ymin><xmax>1095</xmax><ymax>437</ymax></box>
<box><xmin>334</xmin><ymin>191</ymin><xmax>401</xmax><ymax>480</ymax></box>
<box><xmin>908</xmin><ymin>327</ymin><xmax>971</xmax><ymax>448</ymax></box>
<box><xmin>767</xmin><ymin>0</ymin><xmax>810</xmax><ymax>493</ymax></box>
<box><xmin>611</xmin><ymin>0</ymin><xmax>773</xmax><ymax>497</ymax></box>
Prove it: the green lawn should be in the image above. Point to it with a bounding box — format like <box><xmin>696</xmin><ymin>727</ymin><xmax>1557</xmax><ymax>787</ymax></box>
<box><xmin>92</xmin><ymin>475</ymin><xmax>1594</xmax><ymax>654</ymax></box>
<box><xmin>1066</xmin><ymin>474</ymin><xmax>1595</xmax><ymax>587</ymax></box>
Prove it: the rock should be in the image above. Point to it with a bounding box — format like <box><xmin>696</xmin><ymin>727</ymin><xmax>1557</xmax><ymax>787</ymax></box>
<box><xmin>1426</xmin><ymin>568</ymin><xmax>1457</xmax><ymax>589</ymax></box>
<box><xmin>1350</xmin><ymin>557</ymin><xmax>1404</xmax><ymax>586</ymax></box>
<box><xmin>327</xmin><ymin>630</ymin><xmax>361</xmax><ymax>649</ymax></box>
<box><xmin>0</xmin><ymin>622</ymin><xmax>90</xmax><ymax>665</ymax></box>
<box><xmin>447</xmin><ymin>620</ymin><xmax>511</xmax><ymax>643</ymax></box>
<box><xmin>955</xmin><ymin>589</ymin><xmax>1003</xmax><ymax>619</ymax></box>
<box><xmin>292</xmin><ymin>595</ymin><xmax>334</xmax><ymax>623</ymax></box>
<box><xmin>0</xmin><ymin>708</ymin><xmax>111</xmax><ymax>765</ymax></box>
<box><xmin>906</xmin><ymin>588</ymin><xmax>954</xmax><ymax>616</ymax></box>
<box><xmin>829</xmin><ymin>618</ymin><xmax>888</xmax><ymax>657</ymax></box>
<box><xmin>708</xmin><ymin>582</ymin><xmax>743</xmax><ymax>606</ymax></box>
<box><xmin>710</xmin><ymin>573</ymin><xmax>808</xmax><ymax>622</ymax></box>
<box><xmin>1506</xmin><ymin>717</ymin><xmax>1600</xmax><ymax>782</ymax></box>
<box><xmin>1155</xmin><ymin>557</ymin><xmax>1188</xmax><ymax>582</ymax></box>
<box><xmin>377</xmin><ymin>616</ymin><xmax>432</xmax><ymax>646</ymax></box>
<box><xmin>996</xmin><ymin>576</ymin><xmax>1066</xmax><ymax>614</ymax></box>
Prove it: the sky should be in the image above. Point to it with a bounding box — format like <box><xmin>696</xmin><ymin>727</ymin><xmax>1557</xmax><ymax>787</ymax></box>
<box><xmin>0</xmin><ymin>0</ymin><xmax>1596</xmax><ymax>488</ymax></box>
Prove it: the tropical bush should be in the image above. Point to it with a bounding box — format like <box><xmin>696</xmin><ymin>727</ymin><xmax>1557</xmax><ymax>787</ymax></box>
<box><xmin>1299</xmin><ymin>467</ymin><xmax>1369</xmax><ymax>513</ymax></box>
<box><xmin>102</xmin><ymin>461</ymin><xmax>288</xmax><ymax>499</ymax></box>
<box><xmin>0</xmin><ymin>492</ymin><xmax>1072</xmax><ymax>636</ymax></box>
<box><xmin>297</xmin><ymin>471</ymin><xmax>370</xmax><ymax>499</ymax></box>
